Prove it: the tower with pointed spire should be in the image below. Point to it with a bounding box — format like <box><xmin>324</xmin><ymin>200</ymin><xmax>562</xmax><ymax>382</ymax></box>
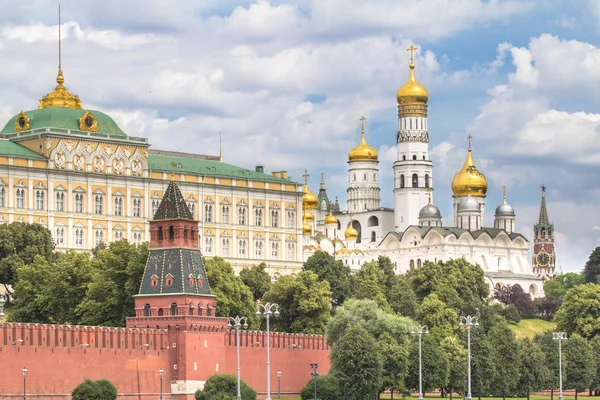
<box><xmin>317</xmin><ymin>172</ymin><xmax>331</xmax><ymax>224</ymax></box>
<box><xmin>393</xmin><ymin>46</ymin><xmax>433</xmax><ymax>231</ymax></box>
<box><xmin>347</xmin><ymin>116</ymin><xmax>381</xmax><ymax>214</ymax></box>
<box><xmin>532</xmin><ymin>185</ymin><xmax>557</xmax><ymax>280</ymax></box>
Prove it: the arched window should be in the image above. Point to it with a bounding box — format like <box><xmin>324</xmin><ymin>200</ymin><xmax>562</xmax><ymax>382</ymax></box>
<box><xmin>206</xmin><ymin>305</ymin><xmax>212</xmax><ymax>317</ymax></box>
<box><xmin>541</xmin><ymin>228</ymin><xmax>546</xmax><ymax>236</ymax></box>
<box><xmin>184</xmin><ymin>227</ymin><xmax>189</xmax><ymax>240</ymax></box>
<box><xmin>417</xmin><ymin>259</ymin><xmax>422</xmax><ymax>268</ymax></box>
<box><xmin>170</xmin><ymin>303</ymin><xmax>178</xmax><ymax>316</ymax></box>
<box><xmin>412</xmin><ymin>155</ymin><xmax>417</xmax><ymax>160</ymax></box>
<box><xmin>412</xmin><ymin>174</ymin><xmax>418</xmax><ymax>188</ymax></box>
<box><xmin>157</xmin><ymin>226</ymin><xmax>163</xmax><ymax>241</ymax></box>
<box><xmin>337</xmin><ymin>221</ymin><xmax>341</xmax><ymax>230</ymax></box>
<box><xmin>198</xmin><ymin>304</ymin><xmax>203</xmax><ymax>316</ymax></box>
<box><xmin>352</xmin><ymin>220</ymin><xmax>362</xmax><ymax>244</ymax></box>
<box><xmin>204</xmin><ymin>204</ymin><xmax>213</xmax><ymax>223</ymax></box>
<box><xmin>400</xmin><ymin>175</ymin><xmax>405</xmax><ymax>188</ymax></box>
<box><xmin>403</xmin><ymin>155</ymin><xmax>406</xmax><ymax>161</ymax></box>
<box><xmin>158</xmin><ymin>308</ymin><xmax>164</xmax><ymax>316</ymax></box>
<box><xmin>409</xmin><ymin>259</ymin><xmax>415</xmax><ymax>269</ymax></box>
<box><xmin>423</xmin><ymin>155</ymin><xmax>426</xmax><ymax>160</ymax></box>
<box><xmin>189</xmin><ymin>303</ymin><xmax>194</xmax><ymax>316</ymax></box>
<box><xmin>371</xmin><ymin>231</ymin><xmax>376</xmax><ymax>242</ymax></box>
<box><xmin>425</xmin><ymin>174</ymin><xmax>430</xmax><ymax>188</ymax></box>
<box><xmin>367</xmin><ymin>216</ymin><xmax>379</xmax><ymax>227</ymax></box>
<box><xmin>144</xmin><ymin>304</ymin><xmax>151</xmax><ymax>317</ymax></box>
<box><xmin>169</xmin><ymin>226</ymin><xmax>175</xmax><ymax>240</ymax></box>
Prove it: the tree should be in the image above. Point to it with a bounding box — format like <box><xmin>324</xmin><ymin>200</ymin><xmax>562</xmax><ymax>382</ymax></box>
<box><xmin>300</xmin><ymin>375</ymin><xmax>339</xmax><ymax>400</ymax></box>
<box><xmin>554</xmin><ymin>283</ymin><xmax>600</xmax><ymax>339</ymax></box>
<box><xmin>488</xmin><ymin>321</ymin><xmax>520</xmax><ymax>398</ymax></box>
<box><xmin>589</xmin><ymin>336</ymin><xmax>600</xmax><ymax>396</ymax></box>
<box><xmin>416</xmin><ymin>293</ymin><xmax>458</xmax><ymax>340</ymax></box>
<box><xmin>518</xmin><ymin>338</ymin><xmax>550</xmax><ymax>399</ymax></box>
<box><xmin>441</xmin><ymin>335</ymin><xmax>467</xmax><ymax>399</ymax></box>
<box><xmin>195</xmin><ymin>374</ymin><xmax>256</xmax><ymax>400</ymax></box>
<box><xmin>406</xmin><ymin>334</ymin><xmax>449</xmax><ymax>394</ymax></box>
<box><xmin>71</xmin><ymin>378</ymin><xmax>117</xmax><ymax>400</ymax></box>
<box><xmin>469</xmin><ymin>327</ymin><xmax>496</xmax><ymax>399</ymax></box>
<box><xmin>534</xmin><ymin>332</ymin><xmax>560</xmax><ymax>396</ymax></box>
<box><xmin>563</xmin><ymin>334</ymin><xmax>595</xmax><ymax>400</ymax></box>
<box><xmin>377</xmin><ymin>256</ymin><xmax>399</xmax><ymax>301</ymax></box>
<box><xmin>354</xmin><ymin>261</ymin><xmax>389</xmax><ymax>310</ymax></box>
<box><xmin>203</xmin><ymin>257</ymin><xmax>257</xmax><ymax>327</ymax></box>
<box><xmin>262</xmin><ymin>270</ymin><xmax>331</xmax><ymax>334</ymax></box>
<box><xmin>76</xmin><ymin>240</ymin><xmax>149</xmax><ymax>327</ymax></box>
<box><xmin>9</xmin><ymin>252</ymin><xmax>92</xmax><ymax>324</ymax></box>
<box><xmin>378</xmin><ymin>331</ymin><xmax>409</xmax><ymax>397</ymax></box>
<box><xmin>331</xmin><ymin>324</ymin><xmax>383</xmax><ymax>400</ymax></box>
<box><xmin>388</xmin><ymin>275</ymin><xmax>418</xmax><ymax>319</ymax></box>
<box><xmin>583</xmin><ymin>246</ymin><xmax>600</xmax><ymax>284</ymax></box>
<box><xmin>493</xmin><ymin>284</ymin><xmax>535</xmax><ymax>316</ymax></box>
<box><xmin>0</xmin><ymin>222</ymin><xmax>54</xmax><ymax>294</ymax></box>
<box><xmin>544</xmin><ymin>273</ymin><xmax>585</xmax><ymax>299</ymax></box>
<box><xmin>303</xmin><ymin>250</ymin><xmax>353</xmax><ymax>306</ymax></box>
<box><xmin>239</xmin><ymin>262</ymin><xmax>271</xmax><ymax>301</ymax></box>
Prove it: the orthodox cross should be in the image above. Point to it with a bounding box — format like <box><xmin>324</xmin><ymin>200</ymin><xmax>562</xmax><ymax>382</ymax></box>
<box><xmin>467</xmin><ymin>135</ymin><xmax>473</xmax><ymax>149</ymax></box>
<box><xmin>170</xmin><ymin>162</ymin><xmax>178</xmax><ymax>180</ymax></box>
<box><xmin>502</xmin><ymin>185</ymin><xmax>507</xmax><ymax>203</ymax></box>
<box><xmin>321</xmin><ymin>172</ymin><xmax>325</xmax><ymax>184</ymax></box>
<box><xmin>360</xmin><ymin>116</ymin><xmax>366</xmax><ymax>133</ymax></box>
<box><xmin>427</xmin><ymin>186</ymin><xmax>432</xmax><ymax>204</ymax></box>
<box><xmin>303</xmin><ymin>170</ymin><xmax>310</xmax><ymax>184</ymax></box>
<box><xmin>407</xmin><ymin>45</ymin><xmax>418</xmax><ymax>64</ymax></box>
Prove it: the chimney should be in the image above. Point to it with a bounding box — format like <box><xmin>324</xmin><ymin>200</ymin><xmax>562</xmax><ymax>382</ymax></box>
<box><xmin>255</xmin><ymin>166</ymin><xmax>264</xmax><ymax>173</ymax></box>
<box><xmin>272</xmin><ymin>171</ymin><xmax>280</xmax><ymax>178</ymax></box>
<box><xmin>280</xmin><ymin>171</ymin><xmax>287</xmax><ymax>179</ymax></box>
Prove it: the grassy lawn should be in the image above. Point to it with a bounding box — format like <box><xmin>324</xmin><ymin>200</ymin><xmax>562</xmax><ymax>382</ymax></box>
<box><xmin>285</xmin><ymin>396</ymin><xmax>600</xmax><ymax>400</ymax></box>
<box><xmin>510</xmin><ymin>318</ymin><xmax>556</xmax><ymax>339</ymax></box>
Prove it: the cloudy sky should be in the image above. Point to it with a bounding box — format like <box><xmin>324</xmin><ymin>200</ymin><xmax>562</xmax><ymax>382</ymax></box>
<box><xmin>0</xmin><ymin>0</ymin><xmax>598</xmax><ymax>272</ymax></box>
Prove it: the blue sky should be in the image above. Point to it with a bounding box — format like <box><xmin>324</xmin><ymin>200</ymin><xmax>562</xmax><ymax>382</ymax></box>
<box><xmin>0</xmin><ymin>0</ymin><xmax>599</xmax><ymax>272</ymax></box>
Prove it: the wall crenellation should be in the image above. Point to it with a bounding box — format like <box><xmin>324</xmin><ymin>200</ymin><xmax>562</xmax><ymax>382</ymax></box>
<box><xmin>224</xmin><ymin>330</ymin><xmax>329</xmax><ymax>350</ymax></box>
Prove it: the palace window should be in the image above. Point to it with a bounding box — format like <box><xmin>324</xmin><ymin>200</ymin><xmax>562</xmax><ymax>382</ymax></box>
<box><xmin>271</xmin><ymin>210</ymin><xmax>279</xmax><ymax>228</ymax></box>
<box><xmin>94</xmin><ymin>230</ymin><xmax>105</xmax><ymax>246</ymax></box>
<box><xmin>271</xmin><ymin>241</ymin><xmax>279</xmax><ymax>259</ymax></box>
<box><xmin>238</xmin><ymin>207</ymin><xmax>247</xmax><ymax>225</ymax></box>
<box><xmin>254</xmin><ymin>208</ymin><xmax>263</xmax><ymax>226</ymax></box>
<box><xmin>133</xmin><ymin>232</ymin><xmax>142</xmax><ymax>244</ymax></box>
<box><xmin>204</xmin><ymin>204</ymin><xmax>213</xmax><ymax>223</ymax></box>
<box><xmin>238</xmin><ymin>239</ymin><xmax>247</xmax><ymax>257</ymax></box>
<box><xmin>75</xmin><ymin>229</ymin><xmax>84</xmax><ymax>248</ymax></box>
<box><xmin>133</xmin><ymin>198</ymin><xmax>142</xmax><ymax>218</ymax></box>
<box><xmin>187</xmin><ymin>202</ymin><xmax>196</xmax><ymax>217</ymax></box>
<box><xmin>287</xmin><ymin>211</ymin><xmax>295</xmax><ymax>228</ymax></box>
<box><xmin>95</xmin><ymin>195</ymin><xmax>103</xmax><ymax>214</ymax></box>
<box><xmin>55</xmin><ymin>192</ymin><xmax>65</xmax><ymax>212</ymax></box>
<box><xmin>55</xmin><ymin>227</ymin><xmax>65</xmax><ymax>246</ymax></box>
<box><xmin>15</xmin><ymin>188</ymin><xmax>25</xmax><ymax>209</ymax></box>
<box><xmin>114</xmin><ymin>230</ymin><xmax>123</xmax><ymax>241</ymax></box>
<box><xmin>75</xmin><ymin>193</ymin><xmax>84</xmax><ymax>213</ymax></box>
<box><xmin>205</xmin><ymin>237</ymin><xmax>213</xmax><ymax>255</ymax></box>
<box><xmin>287</xmin><ymin>242</ymin><xmax>296</xmax><ymax>261</ymax></box>
<box><xmin>35</xmin><ymin>190</ymin><xmax>45</xmax><ymax>210</ymax></box>
<box><xmin>222</xmin><ymin>238</ymin><xmax>230</xmax><ymax>257</ymax></box>
<box><xmin>221</xmin><ymin>205</ymin><xmax>230</xmax><ymax>224</ymax></box>
<box><xmin>114</xmin><ymin>197</ymin><xmax>123</xmax><ymax>216</ymax></box>
<box><xmin>0</xmin><ymin>188</ymin><xmax>5</xmax><ymax>207</ymax></box>
<box><xmin>151</xmin><ymin>200</ymin><xmax>159</xmax><ymax>217</ymax></box>
<box><xmin>255</xmin><ymin>240</ymin><xmax>263</xmax><ymax>258</ymax></box>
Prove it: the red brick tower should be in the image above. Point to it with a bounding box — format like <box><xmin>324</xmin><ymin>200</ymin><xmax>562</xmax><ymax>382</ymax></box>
<box><xmin>532</xmin><ymin>185</ymin><xmax>557</xmax><ymax>280</ymax></box>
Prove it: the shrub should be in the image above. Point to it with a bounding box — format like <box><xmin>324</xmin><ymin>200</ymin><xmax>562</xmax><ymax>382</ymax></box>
<box><xmin>300</xmin><ymin>375</ymin><xmax>339</xmax><ymax>400</ymax></box>
<box><xmin>72</xmin><ymin>378</ymin><xmax>117</xmax><ymax>400</ymax></box>
<box><xmin>195</xmin><ymin>374</ymin><xmax>256</xmax><ymax>400</ymax></box>
<box><xmin>501</xmin><ymin>304</ymin><xmax>521</xmax><ymax>323</ymax></box>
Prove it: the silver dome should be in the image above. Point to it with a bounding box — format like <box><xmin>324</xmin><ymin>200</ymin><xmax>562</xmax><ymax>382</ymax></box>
<box><xmin>419</xmin><ymin>204</ymin><xmax>442</xmax><ymax>219</ymax></box>
<box><xmin>495</xmin><ymin>203</ymin><xmax>515</xmax><ymax>217</ymax></box>
<box><xmin>458</xmin><ymin>196</ymin><xmax>479</xmax><ymax>212</ymax></box>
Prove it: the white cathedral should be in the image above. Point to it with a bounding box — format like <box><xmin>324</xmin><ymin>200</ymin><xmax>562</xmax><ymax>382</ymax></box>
<box><xmin>301</xmin><ymin>49</ymin><xmax>546</xmax><ymax>298</ymax></box>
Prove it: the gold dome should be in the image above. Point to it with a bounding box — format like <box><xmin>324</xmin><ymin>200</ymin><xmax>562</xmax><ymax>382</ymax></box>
<box><xmin>345</xmin><ymin>225</ymin><xmax>358</xmax><ymax>240</ymax></box>
<box><xmin>348</xmin><ymin>116</ymin><xmax>378</xmax><ymax>161</ymax></box>
<box><xmin>396</xmin><ymin>46</ymin><xmax>428</xmax><ymax>105</ymax></box>
<box><xmin>302</xmin><ymin>223</ymin><xmax>312</xmax><ymax>235</ymax></box>
<box><xmin>39</xmin><ymin>70</ymin><xmax>83</xmax><ymax>110</ymax></box>
<box><xmin>302</xmin><ymin>172</ymin><xmax>319</xmax><ymax>209</ymax></box>
<box><xmin>325</xmin><ymin>210</ymin><xmax>337</xmax><ymax>225</ymax></box>
<box><xmin>451</xmin><ymin>141</ymin><xmax>488</xmax><ymax>198</ymax></box>
<box><xmin>303</xmin><ymin>209</ymin><xmax>314</xmax><ymax>222</ymax></box>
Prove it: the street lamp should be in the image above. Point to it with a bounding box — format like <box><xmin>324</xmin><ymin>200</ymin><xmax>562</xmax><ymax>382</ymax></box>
<box><xmin>228</xmin><ymin>316</ymin><xmax>249</xmax><ymax>400</ymax></box>
<box><xmin>158</xmin><ymin>368</ymin><xmax>164</xmax><ymax>400</ymax></box>
<box><xmin>553</xmin><ymin>332</ymin><xmax>568</xmax><ymax>400</ymax></box>
<box><xmin>22</xmin><ymin>367</ymin><xmax>27</xmax><ymax>400</ymax></box>
<box><xmin>459</xmin><ymin>315</ymin><xmax>479</xmax><ymax>400</ymax></box>
<box><xmin>277</xmin><ymin>371</ymin><xmax>282</xmax><ymax>400</ymax></box>
<box><xmin>310</xmin><ymin>363</ymin><xmax>318</xmax><ymax>400</ymax></box>
<box><xmin>256</xmin><ymin>302</ymin><xmax>279</xmax><ymax>400</ymax></box>
<box><xmin>411</xmin><ymin>325</ymin><xmax>429</xmax><ymax>400</ymax></box>
<box><xmin>0</xmin><ymin>294</ymin><xmax>6</xmax><ymax>317</ymax></box>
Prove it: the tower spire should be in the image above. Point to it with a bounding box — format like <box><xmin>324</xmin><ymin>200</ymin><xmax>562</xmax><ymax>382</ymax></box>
<box><xmin>502</xmin><ymin>185</ymin><xmax>507</xmax><ymax>204</ymax></box>
<box><xmin>359</xmin><ymin>116</ymin><xmax>367</xmax><ymax>145</ymax></box>
<box><xmin>58</xmin><ymin>4</ymin><xmax>62</xmax><ymax>73</ymax></box>
<box><xmin>320</xmin><ymin>172</ymin><xmax>325</xmax><ymax>187</ymax></box>
<box><xmin>538</xmin><ymin>185</ymin><xmax>550</xmax><ymax>225</ymax></box>
<box><xmin>219</xmin><ymin>132</ymin><xmax>223</xmax><ymax>161</ymax></box>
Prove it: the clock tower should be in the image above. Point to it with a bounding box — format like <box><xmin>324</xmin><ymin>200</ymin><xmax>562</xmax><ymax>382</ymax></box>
<box><xmin>532</xmin><ymin>185</ymin><xmax>557</xmax><ymax>280</ymax></box>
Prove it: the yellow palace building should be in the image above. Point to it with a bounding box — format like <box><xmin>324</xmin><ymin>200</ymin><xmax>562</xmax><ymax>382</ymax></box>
<box><xmin>0</xmin><ymin>67</ymin><xmax>304</xmax><ymax>276</ymax></box>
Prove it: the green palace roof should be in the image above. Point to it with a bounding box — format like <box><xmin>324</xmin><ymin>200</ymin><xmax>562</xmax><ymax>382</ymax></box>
<box><xmin>1</xmin><ymin>107</ymin><xmax>127</xmax><ymax>136</ymax></box>
<box><xmin>0</xmin><ymin>139</ymin><xmax>46</xmax><ymax>160</ymax></box>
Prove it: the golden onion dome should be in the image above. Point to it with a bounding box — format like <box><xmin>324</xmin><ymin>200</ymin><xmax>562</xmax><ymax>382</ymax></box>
<box><xmin>302</xmin><ymin>223</ymin><xmax>312</xmax><ymax>235</ymax></box>
<box><xmin>325</xmin><ymin>210</ymin><xmax>337</xmax><ymax>225</ymax></box>
<box><xmin>302</xmin><ymin>176</ymin><xmax>319</xmax><ymax>209</ymax></box>
<box><xmin>303</xmin><ymin>209</ymin><xmax>314</xmax><ymax>222</ymax></box>
<box><xmin>345</xmin><ymin>225</ymin><xmax>358</xmax><ymax>240</ymax></box>
<box><xmin>396</xmin><ymin>47</ymin><xmax>428</xmax><ymax>105</ymax></box>
<box><xmin>451</xmin><ymin>142</ymin><xmax>488</xmax><ymax>198</ymax></box>
<box><xmin>348</xmin><ymin>116</ymin><xmax>378</xmax><ymax>161</ymax></box>
<box><xmin>39</xmin><ymin>70</ymin><xmax>83</xmax><ymax>109</ymax></box>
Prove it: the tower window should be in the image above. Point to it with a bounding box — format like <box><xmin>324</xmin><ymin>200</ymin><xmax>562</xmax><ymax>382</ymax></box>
<box><xmin>170</xmin><ymin>302</ymin><xmax>178</xmax><ymax>316</ymax></box>
<box><xmin>412</xmin><ymin>155</ymin><xmax>417</xmax><ymax>160</ymax></box>
<box><xmin>400</xmin><ymin>175</ymin><xmax>405</xmax><ymax>188</ymax></box>
<box><xmin>412</xmin><ymin>174</ymin><xmax>418</xmax><ymax>188</ymax></box>
<box><xmin>425</xmin><ymin>174</ymin><xmax>430</xmax><ymax>188</ymax></box>
<box><xmin>371</xmin><ymin>231</ymin><xmax>376</xmax><ymax>242</ymax></box>
<box><xmin>169</xmin><ymin>226</ymin><xmax>174</xmax><ymax>240</ymax></box>
<box><xmin>403</xmin><ymin>155</ymin><xmax>406</xmax><ymax>161</ymax></box>
<box><xmin>423</xmin><ymin>155</ymin><xmax>426</xmax><ymax>160</ymax></box>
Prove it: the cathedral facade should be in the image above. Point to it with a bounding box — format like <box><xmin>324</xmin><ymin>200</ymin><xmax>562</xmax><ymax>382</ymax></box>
<box><xmin>302</xmin><ymin>48</ymin><xmax>552</xmax><ymax>298</ymax></box>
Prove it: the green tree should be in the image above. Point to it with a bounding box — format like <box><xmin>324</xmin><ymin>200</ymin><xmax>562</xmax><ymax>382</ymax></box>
<box><xmin>195</xmin><ymin>374</ymin><xmax>256</xmax><ymax>400</ymax></box>
<box><xmin>589</xmin><ymin>336</ymin><xmax>600</xmax><ymax>396</ymax></box>
<box><xmin>303</xmin><ymin>250</ymin><xmax>353</xmax><ymax>306</ymax></box>
<box><xmin>406</xmin><ymin>334</ymin><xmax>449</xmax><ymax>394</ymax></box>
<box><xmin>488</xmin><ymin>321</ymin><xmax>520</xmax><ymax>398</ymax></box>
<box><xmin>583</xmin><ymin>246</ymin><xmax>600</xmax><ymax>284</ymax></box>
<box><xmin>388</xmin><ymin>274</ymin><xmax>418</xmax><ymax>319</ymax></box>
<box><xmin>493</xmin><ymin>284</ymin><xmax>535</xmax><ymax>316</ymax></box>
<box><xmin>0</xmin><ymin>222</ymin><xmax>54</xmax><ymax>293</ymax></box>
<box><xmin>378</xmin><ymin>331</ymin><xmax>409</xmax><ymax>397</ymax></box>
<box><xmin>262</xmin><ymin>270</ymin><xmax>331</xmax><ymax>333</ymax></box>
<box><xmin>416</xmin><ymin>293</ymin><xmax>458</xmax><ymax>340</ymax></box>
<box><xmin>300</xmin><ymin>375</ymin><xmax>339</xmax><ymax>400</ymax></box>
<box><xmin>377</xmin><ymin>256</ymin><xmax>399</xmax><ymax>301</ymax></box>
<box><xmin>76</xmin><ymin>240</ymin><xmax>149</xmax><ymax>327</ymax></box>
<box><xmin>554</xmin><ymin>283</ymin><xmax>600</xmax><ymax>339</ymax></box>
<box><xmin>544</xmin><ymin>273</ymin><xmax>585</xmax><ymax>299</ymax></box>
<box><xmin>469</xmin><ymin>327</ymin><xmax>496</xmax><ymax>399</ymax></box>
<box><xmin>564</xmin><ymin>334</ymin><xmax>595</xmax><ymax>400</ymax></box>
<box><xmin>239</xmin><ymin>262</ymin><xmax>271</xmax><ymax>301</ymax></box>
<box><xmin>354</xmin><ymin>260</ymin><xmax>389</xmax><ymax>309</ymax></box>
<box><xmin>518</xmin><ymin>338</ymin><xmax>550</xmax><ymax>399</ymax></box>
<box><xmin>203</xmin><ymin>257</ymin><xmax>257</xmax><ymax>326</ymax></box>
<box><xmin>441</xmin><ymin>335</ymin><xmax>467</xmax><ymax>399</ymax></box>
<box><xmin>9</xmin><ymin>252</ymin><xmax>92</xmax><ymax>324</ymax></box>
<box><xmin>71</xmin><ymin>378</ymin><xmax>117</xmax><ymax>400</ymax></box>
<box><xmin>534</xmin><ymin>332</ymin><xmax>560</xmax><ymax>394</ymax></box>
<box><xmin>331</xmin><ymin>324</ymin><xmax>383</xmax><ymax>400</ymax></box>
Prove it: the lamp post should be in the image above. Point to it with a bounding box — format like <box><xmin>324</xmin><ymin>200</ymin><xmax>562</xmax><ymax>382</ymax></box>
<box><xmin>277</xmin><ymin>371</ymin><xmax>282</xmax><ymax>400</ymax></box>
<box><xmin>553</xmin><ymin>332</ymin><xmax>567</xmax><ymax>400</ymax></box>
<box><xmin>459</xmin><ymin>315</ymin><xmax>479</xmax><ymax>400</ymax></box>
<box><xmin>411</xmin><ymin>325</ymin><xmax>429</xmax><ymax>400</ymax></box>
<box><xmin>22</xmin><ymin>367</ymin><xmax>27</xmax><ymax>400</ymax></box>
<box><xmin>256</xmin><ymin>302</ymin><xmax>280</xmax><ymax>400</ymax></box>
<box><xmin>310</xmin><ymin>363</ymin><xmax>318</xmax><ymax>400</ymax></box>
<box><xmin>158</xmin><ymin>368</ymin><xmax>164</xmax><ymax>400</ymax></box>
<box><xmin>228</xmin><ymin>316</ymin><xmax>249</xmax><ymax>400</ymax></box>
<box><xmin>0</xmin><ymin>294</ymin><xmax>6</xmax><ymax>317</ymax></box>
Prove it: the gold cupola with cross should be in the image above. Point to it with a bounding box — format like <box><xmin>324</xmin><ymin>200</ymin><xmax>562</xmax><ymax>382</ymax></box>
<box><xmin>397</xmin><ymin>45</ymin><xmax>429</xmax><ymax>106</ymax></box>
<box><xmin>451</xmin><ymin>136</ymin><xmax>488</xmax><ymax>198</ymax></box>
<box><xmin>348</xmin><ymin>116</ymin><xmax>378</xmax><ymax>161</ymax></box>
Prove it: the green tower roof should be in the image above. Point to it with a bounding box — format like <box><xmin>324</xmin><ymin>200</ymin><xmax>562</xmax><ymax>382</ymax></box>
<box><xmin>153</xmin><ymin>180</ymin><xmax>194</xmax><ymax>221</ymax></box>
